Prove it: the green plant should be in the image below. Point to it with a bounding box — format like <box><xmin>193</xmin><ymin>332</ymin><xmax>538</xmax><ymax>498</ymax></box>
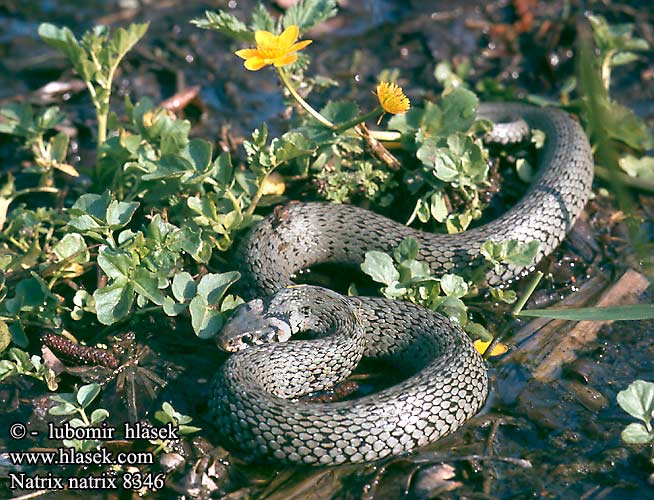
<box><xmin>150</xmin><ymin>402</ymin><xmax>201</xmax><ymax>454</ymax></box>
<box><xmin>49</xmin><ymin>383</ymin><xmax>110</xmax><ymax>451</ymax></box>
<box><xmin>360</xmin><ymin>237</ymin><xmax>539</xmax><ymax>340</ymax></box>
<box><xmin>38</xmin><ymin>23</ymin><xmax>148</xmax><ymax>153</ymax></box>
<box><xmin>617</xmin><ymin>380</ymin><xmax>654</xmax><ymax>444</ymax></box>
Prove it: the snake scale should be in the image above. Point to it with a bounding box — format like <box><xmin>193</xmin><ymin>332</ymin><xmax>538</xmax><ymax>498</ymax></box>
<box><xmin>209</xmin><ymin>103</ymin><xmax>594</xmax><ymax>465</ymax></box>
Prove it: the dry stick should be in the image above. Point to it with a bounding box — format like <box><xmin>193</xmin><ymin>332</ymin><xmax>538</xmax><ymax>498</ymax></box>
<box><xmin>533</xmin><ymin>269</ymin><xmax>650</xmax><ymax>381</ymax></box>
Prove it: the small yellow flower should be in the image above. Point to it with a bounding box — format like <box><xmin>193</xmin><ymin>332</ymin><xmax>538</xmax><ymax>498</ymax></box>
<box><xmin>235</xmin><ymin>25</ymin><xmax>312</xmax><ymax>71</ymax></box>
<box><xmin>473</xmin><ymin>339</ymin><xmax>509</xmax><ymax>357</ymax></box>
<box><xmin>376</xmin><ymin>82</ymin><xmax>410</xmax><ymax>115</ymax></box>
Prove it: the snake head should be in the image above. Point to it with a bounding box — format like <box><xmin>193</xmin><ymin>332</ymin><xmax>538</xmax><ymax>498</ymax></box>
<box><xmin>217</xmin><ymin>298</ymin><xmax>293</xmax><ymax>353</ymax></box>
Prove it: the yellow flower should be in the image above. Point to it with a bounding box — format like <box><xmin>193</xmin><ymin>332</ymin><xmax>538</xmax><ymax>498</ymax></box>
<box><xmin>235</xmin><ymin>25</ymin><xmax>312</xmax><ymax>71</ymax></box>
<box><xmin>473</xmin><ymin>339</ymin><xmax>509</xmax><ymax>357</ymax></box>
<box><xmin>376</xmin><ymin>81</ymin><xmax>410</xmax><ymax>115</ymax></box>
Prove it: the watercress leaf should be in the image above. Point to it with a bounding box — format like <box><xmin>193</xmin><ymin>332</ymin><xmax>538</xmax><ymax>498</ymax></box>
<box><xmin>0</xmin><ymin>321</ymin><xmax>10</xmax><ymax>354</ymax></box>
<box><xmin>394</xmin><ymin>238</ymin><xmax>419</xmax><ymax>263</ymax></box>
<box><xmin>53</xmin><ymin>233</ymin><xmax>89</xmax><ymax>264</ymax></box>
<box><xmin>93</xmin><ymin>280</ymin><xmax>135</xmax><ymax>325</ymax></box>
<box><xmin>213</xmin><ymin>152</ymin><xmax>233</xmax><ymax>186</ymax></box>
<box><xmin>97</xmin><ymin>248</ymin><xmax>133</xmax><ymax>281</ymax></box>
<box><xmin>90</xmin><ymin>408</ymin><xmax>110</xmax><ymax>425</ymax></box>
<box><xmin>440</xmin><ymin>274</ymin><xmax>468</xmax><ymax>298</ymax></box>
<box><xmin>430</xmin><ymin>191</ymin><xmax>448</xmax><ymax>222</ymax></box>
<box><xmin>321</xmin><ymin>101</ymin><xmax>359</xmax><ymax>125</ymax></box>
<box><xmin>439</xmin><ymin>87</ymin><xmax>478</xmax><ymax>135</ymax></box>
<box><xmin>197</xmin><ymin>271</ymin><xmax>240</xmax><ymax>305</ymax></box>
<box><xmin>72</xmin><ymin>192</ymin><xmax>111</xmax><ymax>221</ymax></box>
<box><xmin>617</xmin><ymin>380</ymin><xmax>654</xmax><ymax>424</ymax></box>
<box><xmin>133</xmin><ymin>268</ymin><xmax>165</xmax><ymax>305</ymax></box>
<box><xmin>48</xmin><ymin>403</ymin><xmax>78</xmax><ymax>416</ymax></box>
<box><xmin>361</xmin><ymin>251</ymin><xmax>399</xmax><ymax>286</ymax></box>
<box><xmin>189</xmin><ymin>295</ymin><xmax>224</xmax><ymax>338</ymax></box>
<box><xmin>163</xmin><ymin>296</ymin><xmax>187</xmax><ymax>316</ymax></box>
<box><xmin>185</xmin><ymin>138</ymin><xmax>213</xmax><ymax>172</ymax></box>
<box><xmin>621</xmin><ymin>423</ymin><xmax>654</xmax><ymax>444</ymax></box>
<box><xmin>76</xmin><ymin>383</ymin><xmax>101</xmax><ymax>408</ymax></box>
<box><xmin>172</xmin><ymin>272</ymin><xmax>197</xmax><ymax>302</ymax></box>
<box><xmin>106</xmin><ymin>200</ymin><xmax>139</xmax><ymax>229</ymax></box>
<box><xmin>68</xmin><ymin>214</ymin><xmax>103</xmax><ymax>232</ymax></box>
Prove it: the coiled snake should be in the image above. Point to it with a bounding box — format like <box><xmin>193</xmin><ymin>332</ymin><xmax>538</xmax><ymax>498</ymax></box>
<box><xmin>209</xmin><ymin>103</ymin><xmax>594</xmax><ymax>465</ymax></box>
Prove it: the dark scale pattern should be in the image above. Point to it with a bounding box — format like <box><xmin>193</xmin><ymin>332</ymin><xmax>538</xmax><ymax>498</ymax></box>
<box><xmin>212</xmin><ymin>104</ymin><xmax>593</xmax><ymax>466</ymax></box>
<box><xmin>211</xmin><ymin>286</ymin><xmax>488</xmax><ymax>465</ymax></box>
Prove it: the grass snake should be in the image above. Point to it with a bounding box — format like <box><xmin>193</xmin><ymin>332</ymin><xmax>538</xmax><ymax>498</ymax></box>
<box><xmin>209</xmin><ymin>103</ymin><xmax>594</xmax><ymax>465</ymax></box>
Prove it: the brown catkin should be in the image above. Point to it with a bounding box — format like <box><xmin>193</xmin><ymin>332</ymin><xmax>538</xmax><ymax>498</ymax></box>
<box><xmin>41</xmin><ymin>331</ymin><xmax>120</xmax><ymax>370</ymax></box>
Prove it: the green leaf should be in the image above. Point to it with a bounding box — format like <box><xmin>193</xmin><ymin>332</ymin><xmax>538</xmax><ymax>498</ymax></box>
<box><xmin>132</xmin><ymin>268</ymin><xmax>165</xmax><ymax>305</ymax></box>
<box><xmin>213</xmin><ymin>152</ymin><xmax>233</xmax><ymax>187</ymax></box>
<box><xmin>106</xmin><ymin>200</ymin><xmax>139</xmax><ymax>229</ymax></box>
<box><xmin>163</xmin><ymin>297</ymin><xmax>187</xmax><ymax>316</ymax></box>
<box><xmin>0</xmin><ymin>321</ymin><xmax>10</xmax><ymax>354</ymax></box>
<box><xmin>72</xmin><ymin>192</ymin><xmax>111</xmax><ymax>221</ymax></box>
<box><xmin>76</xmin><ymin>383</ymin><xmax>101</xmax><ymax>408</ymax></box>
<box><xmin>189</xmin><ymin>295</ymin><xmax>224</xmax><ymax>338</ymax></box>
<box><xmin>90</xmin><ymin>408</ymin><xmax>109</xmax><ymax>425</ymax></box>
<box><xmin>197</xmin><ymin>271</ymin><xmax>240</xmax><ymax>305</ymax></box>
<box><xmin>283</xmin><ymin>0</ymin><xmax>338</xmax><ymax>33</ymax></box>
<box><xmin>430</xmin><ymin>191</ymin><xmax>448</xmax><ymax>222</ymax></box>
<box><xmin>394</xmin><ymin>238</ymin><xmax>419</xmax><ymax>263</ymax></box>
<box><xmin>321</xmin><ymin>101</ymin><xmax>359</xmax><ymax>125</ymax></box>
<box><xmin>621</xmin><ymin>423</ymin><xmax>654</xmax><ymax>444</ymax></box>
<box><xmin>251</xmin><ymin>3</ymin><xmax>275</xmax><ymax>32</ymax></box>
<box><xmin>68</xmin><ymin>214</ymin><xmax>103</xmax><ymax>233</ymax></box>
<box><xmin>438</xmin><ymin>87</ymin><xmax>478</xmax><ymax>136</ymax></box>
<box><xmin>191</xmin><ymin>10</ymin><xmax>254</xmax><ymax>42</ymax></box>
<box><xmin>518</xmin><ymin>304</ymin><xmax>654</xmax><ymax>321</ymax></box>
<box><xmin>93</xmin><ymin>280</ymin><xmax>135</xmax><ymax>325</ymax></box>
<box><xmin>53</xmin><ymin>233</ymin><xmax>89</xmax><ymax>264</ymax></box>
<box><xmin>97</xmin><ymin>248</ymin><xmax>133</xmax><ymax>281</ymax></box>
<box><xmin>617</xmin><ymin>380</ymin><xmax>654</xmax><ymax>424</ymax></box>
<box><xmin>49</xmin><ymin>403</ymin><xmax>78</xmax><ymax>416</ymax></box>
<box><xmin>172</xmin><ymin>272</ymin><xmax>197</xmax><ymax>302</ymax></box>
<box><xmin>185</xmin><ymin>138</ymin><xmax>213</xmax><ymax>172</ymax></box>
<box><xmin>361</xmin><ymin>251</ymin><xmax>399</xmax><ymax>286</ymax></box>
<box><xmin>440</xmin><ymin>274</ymin><xmax>468</xmax><ymax>298</ymax></box>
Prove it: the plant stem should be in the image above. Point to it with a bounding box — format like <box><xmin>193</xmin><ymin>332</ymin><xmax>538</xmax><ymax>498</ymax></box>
<box><xmin>333</xmin><ymin>107</ymin><xmax>383</xmax><ymax>133</ymax></box>
<box><xmin>512</xmin><ymin>271</ymin><xmax>544</xmax><ymax>316</ymax></box>
<box><xmin>277</xmin><ymin>68</ymin><xmax>334</xmax><ymax>128</ymax></box>
<box><xmin>245</xmin><ymin>170</ymin><xmax>273</xmax><ymax>218</ymax></box>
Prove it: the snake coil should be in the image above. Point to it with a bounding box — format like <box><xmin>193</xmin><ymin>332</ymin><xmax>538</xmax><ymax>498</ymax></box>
<box><xmin>209</xmin><ymin>103</ymin><xmax>594</xmax><ymax>465</ymax></box>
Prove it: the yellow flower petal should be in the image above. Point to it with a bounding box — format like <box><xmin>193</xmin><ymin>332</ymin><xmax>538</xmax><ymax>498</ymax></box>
<box><xmin>473</xmin><ymin>339</ymin><xmax>509</xmax><ymax>357</ymax></box>
<box><xmin>254</xmin><ymin>30</ymin><xmax>276</xmax><ymax>47</ymax></box>
<box><xmin>273</xmin><ymin>53</ymin><xmax>297</xmax><ymax>67</ymax></box>
<box><xmin>244</xmin><ymin>57</ymin><xmax>267</xmax><ymax>71</ymax></box>
<box><xmin>289</xmin><ymin>39</ymin><xmax>312</xmax><ymax>53</ymax></box>
<box><xmin>235</xmin><ymin>48</ymin><xmax>259</xmax><ymax>59</ymax></box>
<box><xmin>376</xmin><ymin>81</ymin><xmax>411</xmax><ymax>115</ymax></box>
<box><xmin>279</xmin><ymin>25</ymin><xmax>299</xmax><ymax>48</ymax></box>
<box><xmin>236</xmin><ymin>25</ymin><xmax>311</xmax><ymax>72</ymax></box>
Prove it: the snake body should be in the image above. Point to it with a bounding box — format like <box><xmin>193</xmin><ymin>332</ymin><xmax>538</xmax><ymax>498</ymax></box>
<box><xmin>209</xmin><ymin>103</ymin><xmax>594</xmax><ymax>465</ymax></box>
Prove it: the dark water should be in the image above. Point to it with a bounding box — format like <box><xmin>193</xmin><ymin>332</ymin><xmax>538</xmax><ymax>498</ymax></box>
<box><xmin>1</xmin><ymin>0</ymin><xmax>654</xmax><ymax>498</ymax></box>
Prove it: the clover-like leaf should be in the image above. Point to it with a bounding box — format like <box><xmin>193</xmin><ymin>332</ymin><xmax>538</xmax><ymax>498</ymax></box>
<box><xmin>617</xmin><ymin>380</ymin><xmax>654</xmax><ymax>425</ymax></box>
<box><xmin>362</xmin><ymin>251</ymin><xmax>399</xmax><ymax>287</ymax></box>
<box><xmin>76</xmin><ymin>383</ymin><xmax>101</xmax><ymax>408</ymax></box>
